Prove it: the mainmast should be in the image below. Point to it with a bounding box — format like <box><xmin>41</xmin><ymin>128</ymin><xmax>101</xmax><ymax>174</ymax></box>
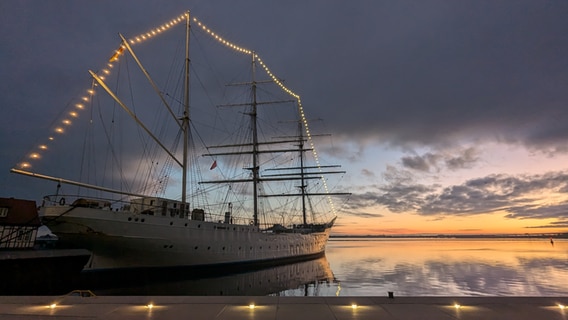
<box><xmin>181</xmin><ymin>11</ymin><xmax>190</xmax><ymax>218</ymax></box>
<box><xmin>251</xmin><ymin>52</ymin><xmax>259</xmax><ymax>226</ymax></box>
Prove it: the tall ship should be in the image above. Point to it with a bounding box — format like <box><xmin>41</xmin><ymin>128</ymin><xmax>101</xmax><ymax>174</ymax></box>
<box><xmin>11</xmin><ymin>11</ymin><xmax>348</xmax><ymax>270</ymax></box>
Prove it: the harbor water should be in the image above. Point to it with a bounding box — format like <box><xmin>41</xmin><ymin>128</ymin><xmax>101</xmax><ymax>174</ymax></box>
<box><xmin>13</xmin><ymin>238</ymin><xmax>568</xmax><ymax>296</ymax></box>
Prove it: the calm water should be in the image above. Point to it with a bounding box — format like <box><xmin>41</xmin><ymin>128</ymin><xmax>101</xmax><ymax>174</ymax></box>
<box><xmin>318</xmin><ymin>238</ymin><xmax>568</xmax><ymax>297</ymax></box>
<box><xmin>22</xmin><ymin>238</ymin><xmax>568</xmax><ymax>296</ymax></box>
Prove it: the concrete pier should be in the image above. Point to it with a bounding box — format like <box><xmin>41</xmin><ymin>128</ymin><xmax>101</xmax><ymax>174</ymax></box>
<box><xmin>0</xmin><ymin>296</ymin><xmax>567</xmax><ymax>319</ymax></box>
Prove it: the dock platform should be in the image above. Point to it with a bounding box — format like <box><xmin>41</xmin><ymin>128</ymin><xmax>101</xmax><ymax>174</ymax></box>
<box><xmin>0</xmin><ymin>296</ymin><xmax>567</xmax><ymax>319</ymax></box>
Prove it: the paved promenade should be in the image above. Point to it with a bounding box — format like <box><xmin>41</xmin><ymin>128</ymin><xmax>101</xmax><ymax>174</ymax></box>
<box><xmin>0</xmin><ymin>295</ymin><xmax>567</xmax><ymax>319</ymax></box>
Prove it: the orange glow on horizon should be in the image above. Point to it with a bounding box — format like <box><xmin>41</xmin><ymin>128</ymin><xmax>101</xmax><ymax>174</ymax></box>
<box><xmin>332</xmin><ymin>210</ymin><xmax>568</xmax><ymax>236</ymax></box>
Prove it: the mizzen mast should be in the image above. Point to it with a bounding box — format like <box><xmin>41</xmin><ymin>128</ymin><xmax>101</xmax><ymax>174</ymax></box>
<box><xmin>181</xmin><ymin>10</ymin><xmax>191</xmax><ymax>217</ymax></box>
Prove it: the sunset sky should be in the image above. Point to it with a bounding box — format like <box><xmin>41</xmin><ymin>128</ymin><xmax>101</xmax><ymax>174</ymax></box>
<box><xmin>2</xmin><ymin>1</ymin><xmax>568</xmax><ymax>235</ymax></box>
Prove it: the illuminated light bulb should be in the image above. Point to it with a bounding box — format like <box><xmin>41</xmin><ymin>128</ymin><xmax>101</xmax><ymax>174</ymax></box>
<box><xmin>454</xmin><ymin>303</ymin><xmax>461</xmax><ymax>309</ymax></box>
<box><xmin>76</xmin><ymin>104</ymin><xmax>84</xmax><ymax>109</ymax></box>
<box><xmin>62</xmin><ymin>119</ymin><xmax>71</xmax><ymax>125</ymax></box>
<box><xmin>102</xmin><ymin>69</ymin><xmax>110</xmax><ymax>74</ymax></box>
<box><xmin>248</xmin><ymin>304</ymin><xmax>256</xmax><ymax>309</ymax></box>
<box><xmin>20</xmin><ymin>162</ymin><xmax>31</xmax><ymax>168</ymax></box>
<box><xmin>30</xmin><ymin>153</ymin><xmax>40</xmax><ymax>159</ymax></box>
<box><xmin>87</xmin><ymin>89</ymin><xmax>95</xmax><ymax>95</ymax></box>
<box><xmin>81</xmin><ymin>96</ymin><xmax>89</xmax><ymax>102</ymax></box>
<box><xmin>49</xmin><ymin>303</ymin><xmax>57</xmax><ymax>309</ymax></box>
<box><xmin>69</xmin><ymin>112</ymin><xmax>78</xmax><ymax>118</ymax></box>
<box><xmin>351</xmin><ymin>304</ymin><xmax>358</xmax><ymax>309</ymax></box>
<box><xmin>146</xmin><ymin>303</ymin><xmax>154</xmax><ymax>309</ymax></box>
<box><xmin>49</xmin><ymin>137</ymin><xmax>54</xmax><ymax>141</ymax></box>
<box><xmin>559</xmin><ymin>304</ymin><xmax>566</xmax><ymax>310</ymax></box>
<box><xmin>130</xmin><ymin>39</ymin><xmax>135</xmax><ymax>44</ymax></box>
<box><xmin>55</xmin><ymin>127</ymin><xmax>64</xmax><ymax>133</ymax></box>
<box><xmin>39</xmin><ymin>145</ymin><xmax>48</xmax><ymax>150</ymax></box>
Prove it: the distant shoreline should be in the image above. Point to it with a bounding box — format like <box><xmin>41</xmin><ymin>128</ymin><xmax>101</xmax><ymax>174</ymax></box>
<box><xmin>330</xmin><ymin>233</ymin><xmax>568</xmax><ymax>239</ymax></box>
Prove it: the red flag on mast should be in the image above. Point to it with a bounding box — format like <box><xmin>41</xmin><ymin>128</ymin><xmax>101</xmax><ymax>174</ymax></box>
<box><xmin>210</xmin><ymin>160</ymin><xmax>217</xmax><ymax>170</ymax></box>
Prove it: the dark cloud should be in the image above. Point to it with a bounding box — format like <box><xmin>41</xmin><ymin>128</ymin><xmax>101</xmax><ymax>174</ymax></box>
<box><xmin>401</xmin><ymin>153</ymin><xmax>437</xmax><ymax>172</ymax></box>
<box><xmin>416</xmin><ymin>172</ymin><xmax>568</xmax><ymax>217</ymax></box>
<box><xmin>314</xmin><ymin>1</ymin><xmax>568</xmax><ymax>151</ymax></box>
<box><xmin>445</xmin><ymin>147</ymin><xmax>478</xmax><ymax>170</ymax></box>
<box><xmin>343</xmin><ymin>211</ymin><xmax>383</xmax><ymax>219</ymax></box>
<box><xmin>400</xmin><ymin>147</ymin><xmax>480</xmax><ymax>173</ymax></box>
<box><xmin>3</xmin><ymin>0</ymin><xmax>568</xmax><ymax>216</ymax></box>
<box><xmin>348</xmin><ymin>169</ymin><xmax>568</xmax><ymax>227</ymax></box>
<box><xmin>525</xmin><ymin>223</ymin><xmax>568</xmax><ymax>229</ymax></box>
<box><xmin>505</xmin><ymin>204</ymin><xmax>568</xmax><ymax>221</ymax></box>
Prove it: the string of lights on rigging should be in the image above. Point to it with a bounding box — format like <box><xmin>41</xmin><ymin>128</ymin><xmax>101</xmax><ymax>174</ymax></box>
<box><xmin>16</xmin><ymin>10</ymin><xmax>338</xmax><ymax>215</ymax></box>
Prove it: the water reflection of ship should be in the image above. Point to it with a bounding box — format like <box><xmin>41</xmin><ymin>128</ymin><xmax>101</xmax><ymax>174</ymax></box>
<box><xmin>77</xmin><ymin>256</ymin><xmax>335</xmax><ymax>296</ymax></box>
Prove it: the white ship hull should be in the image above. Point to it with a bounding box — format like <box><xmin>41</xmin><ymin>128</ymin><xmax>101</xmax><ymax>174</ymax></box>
<box><xmin>41</xmin><ymin>205</ymin><xmax>332</xmax><ymax>270</ymax></box>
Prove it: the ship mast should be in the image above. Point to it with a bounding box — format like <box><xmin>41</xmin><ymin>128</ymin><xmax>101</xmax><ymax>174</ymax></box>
<box><xmin>251</xmin><ymin>52</ymin><xmax>259</xmax><ymax>226</ymax></box>
<box><xmin>181</xmin><ymin>11</ymin><xmax>190</xmax><ymax>218</ymax></box>
<box><xmin>298</xmin><ymin>119</ymin><xmax>307</xmax><ymax>225</ymax></box>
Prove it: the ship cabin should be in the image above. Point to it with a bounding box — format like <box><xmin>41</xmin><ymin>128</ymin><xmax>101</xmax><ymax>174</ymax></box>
<box><xmin>0</xmin><ymin>197</ymin><xmax>40</xmax><ymax>249</ymax></box>
<box><xmin>129</xmin><ymin>197</ymin><xmax>189</xmax><ymax>218</ymax></box>
<box><xmin>71</xmin><ymin>198</ymin><xmax>112</xmax><ymax>210</ymax></box>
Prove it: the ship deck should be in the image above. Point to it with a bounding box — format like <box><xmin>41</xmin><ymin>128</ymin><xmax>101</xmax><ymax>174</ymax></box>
<box><xmin>1</xmin><ymin>295</ymin><xmax>567</xmax><ymax>319</ymax></box>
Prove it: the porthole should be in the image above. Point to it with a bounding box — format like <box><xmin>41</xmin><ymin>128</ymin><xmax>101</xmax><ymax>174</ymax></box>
<box><xmin>207</xmin><ymin>246</ymin><xmax>211</xmax><ymax>250</ymax></box>
<box><xmin>169</xmin><ymin>221</ymin><xmax>173</xmax><ymax>226</ymax></box>
<box><xmin>198</xmin><ymin>224</ymin><xmax>201</xmax><ymax>228</ymax></box>
<box><xmin>194</xmin><ymin>246</ymin><xmax>198</xmax><ymax>250</ymax></box>
<box><xmin>185</xmin><ymin>223</ymin><xmax>188</xmax><ymax>227</ymax></box>
<box><xmin>128</xmin><ymin>217</ymin><xmax>132</xmax><ymax>221</ymax></box>
<box><xmin>141</xmin><ymin>219</ymin><xmax>145</xmax><ymax>222</ymax></box>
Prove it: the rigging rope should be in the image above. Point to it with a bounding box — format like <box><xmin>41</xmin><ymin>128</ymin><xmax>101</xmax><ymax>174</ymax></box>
<box><xmin>13</xmin><ymin>10</ymin><xmax>342</xmax><ymax>219</ymax></box>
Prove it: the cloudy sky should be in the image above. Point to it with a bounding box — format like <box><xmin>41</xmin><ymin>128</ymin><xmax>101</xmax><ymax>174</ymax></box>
<box><xmin>2</xmin><ymin>0</ymin><xmax>568</xmax><ymax>235</ymax></box>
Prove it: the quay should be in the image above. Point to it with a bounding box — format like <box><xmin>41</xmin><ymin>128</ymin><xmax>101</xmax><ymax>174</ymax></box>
<box><xmin>0</xmin><ymin>295</ymin><xmax>567</xmax><ymax>319</ymax></box>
